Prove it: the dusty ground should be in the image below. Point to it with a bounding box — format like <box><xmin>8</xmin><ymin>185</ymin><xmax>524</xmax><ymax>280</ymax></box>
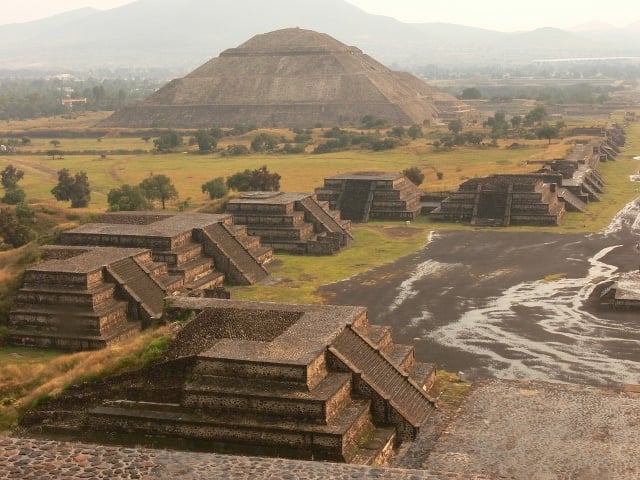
<box><xmin>423</xmin><ymin>379</ymin><xmax>640</xmax><ymax>480</ymax></box>
<box><xmin>322</xmin><ymin>200</ymin><xmax>640</xmax><ymax>387</ymax></box>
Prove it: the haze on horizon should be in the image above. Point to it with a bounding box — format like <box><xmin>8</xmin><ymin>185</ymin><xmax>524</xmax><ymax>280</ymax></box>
<box><xmin>2</xmin><ymin>0</ymin><xmax>639</xmax><ymax>32</ymax></box>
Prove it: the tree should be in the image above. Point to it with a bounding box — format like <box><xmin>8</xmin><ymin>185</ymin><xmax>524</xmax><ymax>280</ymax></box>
<box><xmin>0</xmin><ymin>207</ymin><xmax>35</xmax><ymax>248</ymax></box>
<box><xmin>153</xmin><ymin>130</ymin><xmax>183</xmax><ymax>152</ymax></box>
<box><xmin>460</xmin><ymin>87</ymin><xmax>482</xmax><ymax>100</ymax></box>
<box><xmin>107</xmin><ymin>184</ymin><xmax>153</xmax><ymax>211</ymax></box>
<box><xmin>1</xmin><ymin>165</ymin><xmax>24</xmax><ymax>189</ymax></box>
<box><xmin>511</xmin><ymin>115</ymin><xmax>522</xmax><ymax>129</ymax></box>
<box><xmin>402</xmin><ymin>166</ymin><xmax>425</xmax><ymax>186</ymax></box>
<box><xmin>225</xmin><ymin>144</ymin><xmax>250</xmax><ymax>156</ymax></box>
<box><xmin>536</xmin><ymin>123</ymin><xmax>559</xmax><ymax>144</ymax></box>
<box><xmin>1</xmin><ymin>164</ymin><xmax>26</xmax><ymax>205</ymax></box>
<box><xmin>250</xmin><ymin>133</ymin><xmax>278</xmax><ymax>152</ymax></box>
<box><xmin>408</xmin><ymin>124</ymin><xmax>423</xmax><ymax>140</ymax></box>
<box><xmin>448</xmin><ymin>119</ymin><xmax>464</xmax><ymax>135</ymax></box>
<box><xmin>139</xmin><ymin>174</ymin><xmax>178</xmax><ymax>209</ymax></box>
<box><xmin>524</xmin><ymin>106</ymin><xmax>547</xmax><ymax>126</ymax></box>
<box><xmin>201</xmin><ymin>177</ymin><xmax>228</xmax><ymax>199</ymax></box>
<box><xmin>194</xmin><ymin>130</ymin><xmax>217</xmax><ymax>153</ymax></box>
<box><xmin>51</xmin><ymin>168</ymin><xmax>91</xmax><ymax>208</ymax></box>
<box><xmin>226</xmin><ymin>166</ymin><xmax>281</xmax><ymax>192</ymax></box>
<box><xmin>49</xmin><ymin>139</ymin><xmax>61</xmax><ymax>148</ymax></box>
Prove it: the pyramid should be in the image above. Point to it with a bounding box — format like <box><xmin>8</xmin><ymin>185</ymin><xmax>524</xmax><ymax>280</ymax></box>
<box><xmin>102</xmin><ymin>28</ymin><xmax>462</xmax><ymax>128</ymax></box>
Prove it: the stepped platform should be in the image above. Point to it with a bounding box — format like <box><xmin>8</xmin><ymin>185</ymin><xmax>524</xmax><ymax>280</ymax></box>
<box><xmin>315</xmin><ymin>172</ymin><xmax>422</xmax><ymax>223</ymax></box>
<box><xmin>8</xmin><ymin>247</ymin><xmax>146</xmax><ymax>350</ymax></box>
<box><xmin>21</xmin><ymin>298</ymin><xmax>437</xmax><ymax>465</ymax></box>
<box><xmin>227</xmin><ymin>192</ymin><xmax>352</xmax><ymax>255</ymax></box>
<box><xmin>431</xmin><ymin>175</ymin><xmax>564</xmax><ymax>226</ymax></box>
<box><xmin>9</xmin><ymin>212</ymin><xmax>272</xmax><ymax>350</ymax></box>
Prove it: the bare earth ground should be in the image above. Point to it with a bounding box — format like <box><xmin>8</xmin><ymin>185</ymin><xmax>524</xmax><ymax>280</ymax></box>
<box><xmin>322</xmin><ymin>204</ymin><xmax>640</xmax><ymax>387</ymax></box>
<box><xmin>321</xmin><ymin>200</ymin><xmax>640</xmax><ymax>479</ymax></box>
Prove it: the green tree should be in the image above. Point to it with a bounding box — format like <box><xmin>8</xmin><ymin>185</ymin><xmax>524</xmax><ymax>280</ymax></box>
<box><xmin>51</xmin><ymin>169</ymin><xmax>91</xmax><ymax>208</ymax></box>
<box><xmin>139</xmin><ymin>174</ymin><xmax>178</xmax><ymax>209</ymax></box>
<box><xmin>1</xmin><ymin>165</ymin><xmax>24</xmax><ymax>189</ymax></box>
<box><xmin>511</xmin><ymin>115</ymin><xmax>522</xmax><ymax>129</ymax></box>
<box><xmin>524</xmin><ymin>106</ymin><xmax>547</xmax><ymax>126</ymax></box>
<box><xmin>153</xmin><ymin>130</ymin><xmax>183</xmax><ymax>153</ymax></box>
<box><xmin>226</xmin><ymin>166</ymin><xmax>281</xmax><ymax>192</ymax></box>
<box><xmin>536</xmin><ymin>123</ymin><xmax>559</xmax><ymax>144</ymax></box>
<box><xmin>1</xmin><ymin>164</ymin><xmax>26</xmax><ymax>205</ymax></box>
<box><xmin>250</xmin><ymin>133</ymin><xmax>278</xmax><ymax>152</ymax></box>
<box><xmin>408</xmin><ymin>124</ymin><xmax>423</xmax><ymax>140</ymax></box>
<box><xmin>49</xmin><ymin>139</ymin><xmax>61</xmax><ymax>148</ymax></box>
<box><xmin>460</xmin><ymin>87</ymin><xmax>482</xmax><ymax>99</ymax></box>
<box><xmin>194</xmin><ymin>130</ymin><xmax>217</xmax><ymax>153</ymax></box>
<box><xmin>402</xmin><ymin>166</ymin><xmax>425</xmax><ymax>186</ymax></box>
<box><xmin>448</xmin><ymin>119</ymin><xmax>464</xmax><ymax>135</ymax></box>
<box><xmin>201</xmin><ymin>177</ymin><xmax>228</xmax><ymax>199</ymax></box>
<box><xmin>107</xmin><ymin>184</ymin><xmax>153</xmax><ymax>211</ymax></box>
<box><xmin>0</xmin><ymin>207</ymin><xmax>35</xmax><ymax>248</ymax></box>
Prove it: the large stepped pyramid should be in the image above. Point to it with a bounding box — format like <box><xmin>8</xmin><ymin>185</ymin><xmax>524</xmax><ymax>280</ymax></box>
<box><xmin>22</xmin><ymin>298</ymin><xmax>437</xmax><ymax>464</ymax></box>
<box><xmin>226</xmin><ymin>192</ymin><xmax>352</xmax><ymax>255</ymax></box>
<box><xmin>101</xmin><ymin>28</ymin><xmax>472</xmax><ymax>128</ymax></box>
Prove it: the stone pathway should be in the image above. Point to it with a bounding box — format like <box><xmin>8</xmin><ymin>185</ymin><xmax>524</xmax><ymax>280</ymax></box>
<box><xmin>0</xmin><ymin>437</ymin><xmax>487</xmax><ymax>480</ymax></box>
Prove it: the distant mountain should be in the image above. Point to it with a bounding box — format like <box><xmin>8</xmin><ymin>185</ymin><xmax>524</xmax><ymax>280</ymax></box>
<box><xmin>1</xmin><ymin>0</ymin><xmax>639</xmax><ymax>76</ymax></box>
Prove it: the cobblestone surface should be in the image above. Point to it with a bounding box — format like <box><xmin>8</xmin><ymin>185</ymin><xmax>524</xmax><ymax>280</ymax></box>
<box><xmin>0</xmin><ymin>437</ymin><xmax>463</xmax><ymax>480</ymax></box>
<box><xmin>426</xmin><ymin>380</ymin><xmax>640</xmax><ymax>480</ymax></box>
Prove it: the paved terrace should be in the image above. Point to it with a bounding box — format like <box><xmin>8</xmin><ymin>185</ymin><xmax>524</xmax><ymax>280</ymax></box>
<box><xmin>0</xmin><ymin>437</ymin><xmax>475</xmax><ymax>480</ymax></box>
<box><xmin>64</xmin><ymin>213</ymin><xmax>231</xmax><ymax>238</ymax></box>
<box><xmin>26</xmin><ymin>247</ymin><xmax>148</xmax><ymax>273</ymax></box>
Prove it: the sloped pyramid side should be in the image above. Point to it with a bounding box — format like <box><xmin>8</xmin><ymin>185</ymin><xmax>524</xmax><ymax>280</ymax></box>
<box><xmin>102</xmin><ymin>28</ymin><xmax>450</xmax><ymax>128</ymax></box>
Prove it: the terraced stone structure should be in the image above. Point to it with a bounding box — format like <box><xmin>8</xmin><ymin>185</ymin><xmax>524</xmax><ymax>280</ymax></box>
<box><xmin>226</xmin><ymin>192</ymin><xmax>353</xmax><ymax>255</ymax></box>
<box><xmin>430</xmin><ymin>128</ymin><xmax>620</xmax><ymax>226</ymax></box>
<box><xmin>100</xmin><ymin>28</ymin><xmax>470</xmax><ymax>128</ymax></box>
<box><xmin>430</xmin><ymin>175</ymin><xmax>565</xmax><ymax>226</ymax></box>
<box><xmin>315</xmin><ymin>172</ymin><xmax>422</xmax><ymax>222</ymax></box>
<box><xmin>8</xmin><ymin>213</ymin><xmax>271</xmax><ymax>350</ymax></box>
<box><xmin>20</xmin><ymin>298</ymin><xmax>437</xmax><ymax>465</ymax></box>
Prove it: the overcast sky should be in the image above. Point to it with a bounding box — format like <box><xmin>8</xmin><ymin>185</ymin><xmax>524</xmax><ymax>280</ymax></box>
<box><xmin>2</xmin><ymin>0</ymin><xmax>639</xmax><ymax>31</ymax></box>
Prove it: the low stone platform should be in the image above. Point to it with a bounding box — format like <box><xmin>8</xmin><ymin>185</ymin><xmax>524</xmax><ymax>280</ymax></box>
<box><xmin>20</xmin><ymin>298</ymin><xmax>437</xmax><ymax>464</ymax></box>
<box><xmin>226</xmin><ymin>192</ymin><xmax>352</xmax><ymax>255</ymax></box>
<box><xmin>315</xmin><ymin>172</ymin><xmax>422</xmax><ymax>222</ymax></box>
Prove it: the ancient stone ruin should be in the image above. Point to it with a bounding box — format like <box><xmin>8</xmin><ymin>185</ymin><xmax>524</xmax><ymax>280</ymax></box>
<box><xmin>225</xmin><ymin>192</ymin><xmax>353</xmax><ymax>255</ymax></box>
<box><xmin>315</xmin><ymin>172</ymin><xmax>422</xmax><ymax>222</ymax></box>
<box><xmin>431</xmin><ymin>128</ymin><xmax>621</xmax><ymax>226</ymax></box>
<box><xmin>101</xmin><ymin>28</ymin><xmax>471</xmax><ymax>128</ymax></box>
<box><xmin>20</xmin><ymin>298</ymin><xmax>437</xmax><ymax>465</ymax></box>
<box><xmin>8</xmin><ymin>213</ymin><xmax>272</xmax><ymax>350</ymax></box>
<box><xmin>431</xmin><ymin>175</ymin><xmax>566</xmax><ymax>226</ymax></box>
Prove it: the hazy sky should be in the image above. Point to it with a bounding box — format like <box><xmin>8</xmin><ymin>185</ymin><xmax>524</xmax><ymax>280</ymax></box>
<box><xmin>3</xmin><ymin>0</ymin><xmax>639</xmax><ymax>31</ymax></box>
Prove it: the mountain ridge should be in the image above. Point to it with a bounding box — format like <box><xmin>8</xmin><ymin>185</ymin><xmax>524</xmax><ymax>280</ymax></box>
<box><xmin>1</xmin><ymin>0</ymin><xmax>639</xmax><ymax>75</ymax></box>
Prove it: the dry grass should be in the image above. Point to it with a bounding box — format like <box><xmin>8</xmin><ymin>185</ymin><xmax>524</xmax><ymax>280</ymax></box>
<box><xmin>0</xmin><ymin>326</ymin><xmax>172</xmax><ymax>434</ymax></box>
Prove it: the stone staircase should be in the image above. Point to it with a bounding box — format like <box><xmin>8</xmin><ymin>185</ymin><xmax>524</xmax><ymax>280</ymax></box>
<box><xmin>328</xmin><ymin>326</ymin><xmax>436</xmax><ymax>441</ymax></box>
<box><xmin>299</xmin><ymin>196</ymin><xmax>354</xmax><ymax>246</ymax></box>
<box><xmin>199</xmin><ymin>223</ymin><xmax>269</xmax><ymax>285</ymax></box>
<box><xmin>558</xmin><ymin>187</ymin><xmax>588</xmax><ymax>213</ymax></box>
<box><xmin>107</xmin><ymin>257</ymin><xmax>166</xmax><ymax>319</ymax></box>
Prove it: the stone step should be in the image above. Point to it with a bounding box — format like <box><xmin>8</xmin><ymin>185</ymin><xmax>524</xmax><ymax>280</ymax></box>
<box><xmin>348</xmin><ymin>426</ymin><xmax>397</xmax><ymax>465</ymax></box>
<box><xmin>9</xmin><ymin>319</ymin><xmax>141</xmax><ymax>351</ymax></box>
<box><xmin>353</xmin><ymin>324</ymin><xmax>393</xmax><ymax>353</ymax></box>
<box><xmin>183</xmin><ymin>270</ymin><xmax>225</xmax><ymax>292</ymax></box>
<box><xmin>329</xmin><ymin>327</ymin><xmax>435</xmax><ymax>441</ymax></box>
<box><xmin>109</xmin><ymin>257</ymin><xmax>166</xmax><ymax>317</ymax></box>
<box><xmin>87</xmin><ymin>397</ymin><xmax>373</xmax><ymax>462</ymax></box>
<box><xmin>183</xmin><ymin>372</ymin><xmax>352</xmax><ymax>423</ymax></box>
<box><xmin>154</xmin><ymin>242</ymin><xmax>203</xmax><ymax>267</ymax></box>
<box><xmin>386</xmin><ymin>344</ymin><xmax>415</xmax><ymax>371</ymax></box>
<box><xmin>168</xmin><ymin>257</ymin><xmax>214</xmax><ymax>283</ymax></box>
<box><xmin>9</xmin><ymin>300</ymin><xmax>129</xmax><ymax>336</ymax></box>
<box><xmin>14</xmin><ymin>282</ymin><xmax>116</xmax><ymax>309</ymax></box>
<box><xmin>407</xmin><ymin>362</ymin><xmax>437</xmax><ymax>393</ymax></box>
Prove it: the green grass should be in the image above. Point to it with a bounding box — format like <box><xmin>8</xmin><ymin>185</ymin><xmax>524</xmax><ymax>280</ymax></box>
<box><xmin>229</xmin><ymin>222</ymin><xmax>430</xmax><ymax>304</ymax></box>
